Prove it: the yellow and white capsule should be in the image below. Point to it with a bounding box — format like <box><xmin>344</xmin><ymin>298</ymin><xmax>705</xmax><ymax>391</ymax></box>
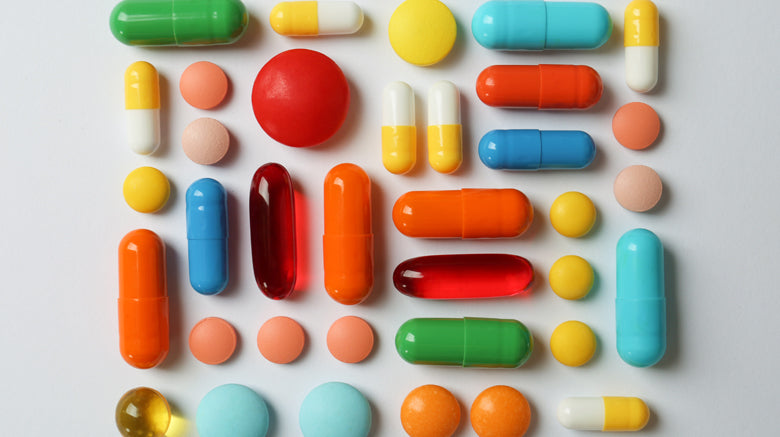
<box><xmin>625</xmin><ymin>0</ymin><xmax>659</xmax><ymax>93</ymax></box>
<box><xmin>427</xmin><ymin>80</ymin><xmax>462</xmax><ymax>174</ymax></box>
<box><xmin>124</xmin><ymin>61</ymin><xmax>160</xmax><ymax>155</ymax></box>
<box><xmin>270</xmin><ymin>1</ymin><xmax>364</xmax><ymax>36</ymax></box>
<box><xmin>382</xmin><ymin>82</ymin><xmax>416</xmax><ymax>174</ymax></box>
<box><xmin>558</xmin><ymin>397</ymin><xmax>650</xmax><ymax>432</ymax></box>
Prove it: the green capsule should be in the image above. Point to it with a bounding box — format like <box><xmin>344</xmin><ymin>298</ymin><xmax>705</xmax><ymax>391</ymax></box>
<box><xmin>395</xmin><ymin>317</ymin><xmax>533</xmax><ymax>368</ymax></box>
<box><xmin>110</xmin><ymin>0</ymin><xmax>248</xmax><ymax>46</ymax></box>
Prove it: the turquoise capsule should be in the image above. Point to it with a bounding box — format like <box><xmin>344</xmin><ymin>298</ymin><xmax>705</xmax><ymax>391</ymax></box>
<box><xmin>616</xmin><ymin>229</ymin><xmax>665</xmax><ymax>367</ymax></box>
<box><xmin>472</xmin><ymin>1</ymin><xmax>612</xmax><ymax>50</ymax></box>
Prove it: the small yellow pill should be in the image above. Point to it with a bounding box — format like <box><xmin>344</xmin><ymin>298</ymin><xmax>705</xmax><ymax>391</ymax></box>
<box><xmin>550</xmin><ymin>321</ymin><xmax>597</xmax><ymax>367</ymax></box>
<box><xmin>388</xmin><ymin>0</ymin><xmax>456</xmax><ymax>66</ymax></box>
<box><xmin>550</xmin><ymin>191</ymin><xmax>596</xmax><ymax>238</ymax></box>
<box><xmin>123</xmin><ymin>166</ymin><xmax>170</xmax><ymax>213</ymax></box>
<box><xmin>115</xmin><ymin>387</ymin><xmax>171</xmax><ymax>437</ymax></box>
<box><xmin>549</xmin><ymin>255</ymin><xmax>594</xmax><ymax>300</ymax></box>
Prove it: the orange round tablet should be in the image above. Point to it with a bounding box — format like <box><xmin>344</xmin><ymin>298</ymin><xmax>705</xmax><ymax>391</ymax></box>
<box><xmin>614</xmin><ymin>165</ymin><xmax>663</xmax><ymax>212</ymax></box>
<box><xmin>188</xmin><ymin>317</ymin><xmax>237</xmax><ymax>365</ymax></box>
<box><xmin>180</xmin><ymin>61</ymin><xmax>229</xmax><ymax>110</ymax></box>
<box><xmin>256</xmin><ymin>316</ymin><xmax>306</xmax><ymax>364</ymax></box>
<box><xmin>612</xmin><ymin>102</ymin><xmax>660</xmax><ymax>150</ymax></box>
<box><xmin>401</xmin><ymin>385</ymin><xmax>461</xmax><ymax>437</ymax></box>
<box><xmin>182</xmin><ymin>117</ymin><xmax>230</xmax><ymax>165</ymax></box>
<box><xmin>470</xmin><ymin>385</ymin><xmax>531</xmax><ymax>437</ymax></box>
<box><xmin>327</xmin><ymin>316</ymin><xmax>374</xmax><ymax>363</ymax></box>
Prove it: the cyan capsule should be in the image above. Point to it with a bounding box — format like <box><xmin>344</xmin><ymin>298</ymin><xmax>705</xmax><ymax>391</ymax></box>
<box><xmin>616</xmin><ymin>229</ymin><xmax>665</xmax><ymax>367</ymax></box>
<box><xmin>479</xmin><ymin>129</ymin><xmax>595</xmax><ymax>170</ymax></box>
<box><xmin>472</xmin><ymin>1</ymin><xmax>612</xmax><ymax>50</ymax></box>
<box><xmin>186</xmin><ymin>178</ymin><xmax>229</xmax><ymax>295</ymax></box>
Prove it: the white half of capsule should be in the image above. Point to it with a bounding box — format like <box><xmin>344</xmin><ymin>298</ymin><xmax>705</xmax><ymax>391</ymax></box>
<box><xmin>625</xmin><ymin>46</ymin><xmax>658</xmax><ymax>93</ymax></box>
<box><xmin>558</xmin><ymin>397</ymin><xmax>605</xmax><ymax>430</ymax></box>
<box><xmin>319</xmin><ymin>2</ymin><xmax>364</xmax><ymax>34</ymax></box>
<box><xmin>428</xmin><ymin>80</ymin><xmax>460</xmax><ymax>126</ymax></box>
<box><xmin>383</xmin><ymin>81</ymin><xmax>415</xmax><ymax>126</ymax></box>
<box><xmin>126</xmin><ymin>109</ymin><xmax>160</xmax><ymax>155</ymax></box>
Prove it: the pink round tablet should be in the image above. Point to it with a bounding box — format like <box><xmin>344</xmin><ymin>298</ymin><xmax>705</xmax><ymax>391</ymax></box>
<box><xmin>257</xmin><ymin>316</ymin><xmax>305</xmax><ymax>364</ymax></box>
<box><xmin>189</xmin><ymin>317</ymin><xmax>237</xmax><ymax>365</ymax></box>
<box><xmin>182</xmin><ymin>117</ymin><xmax>230</xmax><ymax>165</ymax></box>
<box><xmin>327</xmin><ymin>316</ymin><xmax>374</xmax><ymax>363</ymax></box>
<box><xmin>180</xmin><ymin>61</ymin><xmax>229</xmax><ymax>109</ymax></box>
<box><xmin>614</xmin><ymin>165</ymin><xmax>663</xmax><ymax>212</ymax></box>
<box><xmin>612</xmin><ymin>102</ymin><xmax>661</xmax><ymax>150</ymax></box>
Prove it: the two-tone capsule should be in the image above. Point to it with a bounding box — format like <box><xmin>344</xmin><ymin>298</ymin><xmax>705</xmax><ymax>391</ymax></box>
<box><xmin>382</xmin><ymin>82</ymin><xmax>416</xmax><ymax>174</ymax></box>
<box><xmin>428</xmin><ymin>81</ymin><xmax>462</xmax><ymax>174</ymax></box>
<box><xmin>124</xmin><ymin>62</ymin><xmax>160</xmax><ymax>155</ymax></box>
<box><xmin>479</xmin><ymin>129</ymin><xmax>595</xmax><ymax>170</ymax></box>
<box><xmin>186</xmin><ymin>178</ymin><xmax>229</xmax><ymax>295</ymax></box>
<box><xmin>625</xmin><ymin>0</ymin><xmax>659</xmax><ymax>92</ymax></box>
<box><xmin>270</xmin><ymin>1</ymin><xmax>364</xmax><ymax>36</ymax></box>
<box><xmin>477</xmin><ymin>65</ymin><xmax>603</xmax><ymax>109</ymax></box>
<box><xmin>558</xmin><ymin>397</ymin><xmax>650</xmax><ymax>431</ymax></box>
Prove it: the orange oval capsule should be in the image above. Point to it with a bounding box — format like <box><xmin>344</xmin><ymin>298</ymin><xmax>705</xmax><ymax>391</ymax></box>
<box><xmin>323</xmin><ymin>163</ymin><xmax>373</xmax><ymax>305</ymax></box>
<box><xmin>393</xmin><ymin>189</ymin><xmax>533</xmax><ymax>238</ymax></box>
<box><xmin>118</xmin><ymin>229</ymin><xmax>169</xmax><ymax>369</ymax></box>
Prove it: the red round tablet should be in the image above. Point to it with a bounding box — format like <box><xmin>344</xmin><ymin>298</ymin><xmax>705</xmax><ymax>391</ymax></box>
<box><xmin>252</xmin><ymin>49</ymin><xmax>350</xmax><ymax>148</ymax></box>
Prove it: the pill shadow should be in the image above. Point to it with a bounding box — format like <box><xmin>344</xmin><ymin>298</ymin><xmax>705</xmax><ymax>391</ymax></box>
<box><xmin>519</xmin><ymin>200</ymin><xmax>547</xmax><ymax>241</ymax></box>
<box><xmin>289</xmin><ymin>184</ymin><xmax>312</xmax><ymax>300</ymax></box>
<box><xmin>164</xmin><ymin>399</ymin><xmax>190</xmax><ymax>437</ymax></box>
<box><xmin>524</xmin><ymin>395</ymin><xmax>540</xmax><ymax>436</ymax></box>
<box><xmin>317</xmin><ymin>77</ymin><xmax>362</xmax><ymax>151</ymax></box>
<box><xmin>159</xmin><ymin>176</ymin><xmax>178</xmax><ymax>217</ymax></box>
<box><xmin>231</xmin><ymin>13</ymin><xmax>263</xmax><ymax>50</ymax></box>
<box><xmin>456</xmin><ymin>91</ymin><xmax>474</xmax><ymax>176</ymax></box>
<box><xmin>646</xmin><ymin>14</ymin><xmax>669</xmax><ymax>96</ymax></box>
<box><xmin>643</xmin><ymin>173</ymin><xmax>671</xmax><ymax>214</ymax></box>
<box><xmin>642</xmin><ymin>401</ymin><xmax>660</xmax><ymax>431</ymax></box>
<box><xmin>219</xmin><ymin>189</ymin><xmax>243</xmax><ymax>297</ymax></box>
<box><xmin>363</xmin><ymin>179</ymin><xmax>390</xmax><ymax>307</ymax></box>
<box><xmin>215</xmin><ymin>70</ymin><xmax>234</xmax><ymax>110</ymax></box>
<box><xmin>262</xmin><ymin>391</ymin><xmax>278</xmax><ymax>437</ymax></box>
<box><xmin>160</xmin><ymin>243</ymin><xmax>185</xmax><ymax>370</ymax></box>
<box><xmin>590</xmin><ymin>79</ymin><xmax>616</xmax><ymax>117</ymax></box>
<box><xmin>656</xmin><ymin>247</ymin><xmax>679</xmax><ymax>369</ymax></box>
<box><xmin>155</xmin><ymin>73</ymin><xmax>173</xmax><ymax>159</ymax></box>
<box><xmin>354</xmin><ymin>11</ymin><xmax>373</xmax><ymax>37</ymax></box>
<box><xmin>215</xmin><ymin>125</ymin><xmax>241</xmax><ymax>167</ymax></box>
<box><xmin>368</xmin><ymin>397</ymin><xmax>381</xmax><ymax>437</ymax></box>
<box><xmin>586</xmin><ymin>141</ymin><xmax>609</xmax><ymax>173</ymax></box>
<box><xmin>430</xmin><ymin>16</ymin><xmax>468</xmax><ymax>70</ymax></box>
<box><xmin>518</xmin><ymin>333</ymin><xmax>547</xmax><ymax>371</ymax></box>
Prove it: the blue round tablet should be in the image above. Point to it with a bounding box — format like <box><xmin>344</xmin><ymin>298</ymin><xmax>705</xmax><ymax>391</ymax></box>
<box><xmin>197</xmin><ymin>384</ymin><xmax>269</xmax><ymax>437</ymax></box>
<box><xmin>299</xmin><ymin>382</ymin><xmax>371</xmax><ymax>437</ymax></box>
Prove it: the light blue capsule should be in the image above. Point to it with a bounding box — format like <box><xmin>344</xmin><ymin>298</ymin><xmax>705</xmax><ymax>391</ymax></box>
<box><xmin>186</xmin><ymin>178</ymin><xmax>228</xmax><ymax>295</ymax></box>
<box><xmin>479</xmin><ymin>129</ymin><xmax>595</xmax><ymax>170</ymax></box>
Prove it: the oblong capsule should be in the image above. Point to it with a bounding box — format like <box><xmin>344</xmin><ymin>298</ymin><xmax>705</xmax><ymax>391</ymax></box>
<box><xmin>395</xmin><ymin>318</ymin><xmax>533</xmax><ymax>367</ymax></box>
<box><xmin>118</xmin><ymin>229</ymin><xmax>169</xmax><ymax>369</ymax></box>
<box><xmin>270</xmin><ymin>1</ymin><xmax>364</xmax><ymax>36</ymax></box>
<box><xmin>186</xmin><ymin>178</ymin><xmax>229</xmax><ymax>295</ymax></box>
<box><xmin>382</xmin><ymin>81</ymin><xmax>416</xmax><ymax>174</ymax></box>
<box><xmin>124</xmin><ymin>62</ymin><xmax>160</xmax><ymax>155</ymax></box>
<box><xmin>472</xmin><ymin>1</ymin><xmax>612</xmax><ymax>50</ymax></box>
<box><xmin>625</xmin><ymin>0</ymin><xmax>659</xmax><ymax>92</ymax></box>
<box><xmin>250</xmin><ymin>163</ymin><xmax>297</xmax><ymax>300</ymax></box>
<box><xmin>616</xmin><ymin>228</ymin><xmax>665</xmax><ymax>367</ymax></box>
<box><xmin>427</xmin><ymin>80</ymin><xmax>462</xmax><ymax>174</ymax></box>
<box><xmin>393</xmin><ymin>254</ymin><xmax>534</xmax><ymax>299</ymax></box>
<box><xmin>110</xmin><ymin>0</ymin><xmax>248</xmax><ymax>46</ymax></box>
<box><xmin>558</xmin><ymin>397</ymin><xmax>649</xmax><ymax>432</ymax></box>
<box><xmin>476</xmin><ymin>65</ymin><xmax>603</xmax><ymax>109</ymax></box>
<box><xmin>323</xmin><ymin>163</ymin><xmax>373</xmax><ymax>305</ymax></box>
<box><xmin>479</xmin><ymin>129</ymin><xmax>595</xmax><ymax>170</ymax></box>
<box><xmin>393</xmin><ymin>189</ymin><xmax>533</xmax><ymax>238</ymax></box>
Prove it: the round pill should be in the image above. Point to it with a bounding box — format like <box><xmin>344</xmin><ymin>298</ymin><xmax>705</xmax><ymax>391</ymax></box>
<box><xmin>300</xmin><ymin>382</ymin><xmax>371</xmax><ymax>437</ymax></box>
<box><xmin>115</xmin><ymin>387</ymin><xmax>171</xmax><ymax>437</ymax></box>
<box><xmin>180</xmin><ymin>61</ymin><xmax>229</xmax><ymax>109</ymax></box>
<box><xmin>123</xmin><ymin>166</ymin><xmax>170</xmax><ymax>213</ymax></box>
<box><xmin>612</xmin><ymin>102</ymin><xmax>660</xmax><ymax>150</ymax></box>
<box><xmin>197</xmin><ymin>384</ymin><xmax>270</xmax><ymax>437</ymax></box>
<box><xmin>401</xmin><ymin>385</ymin><xmax>461</xmax><ymax>437</ymax></box>
<box><xmin>613</xmin><ymin>165</ymin><xmax>663</xmax><ymax>212</ymax></box>
<box><xmin>549</xmin><ymin>255</ymin><xmax>594</xmax><ymax>300</ymax></box>
<box><xmin>327</xmin><ymin>316</ymin><xmax>374</xmax><ymax>363</ymax></box>
<box><xmin>470</xmin><ymin>385</ymin><xmax>531</xmax><ymax>437</ymax></box>
<box><xmin>257</xmin><ymin>316</ymin><xmax>305</xmax><ymax>364</ymax></box>
<box><xmin>252</xmin><ymin>49</ymin><xmax>349</xmax><ymax>148</ymax></box>
<box><xmin>550</xmin><ymin>192</ymin><xmax>597</xmax><ymax>238</ymax></box>
<box><xmin>182</xmin><ymin>117</ymin><xmax>230</xmax><ymax>165</ymax></box>
<box><xmin>389</xmin><ymin>0</ymin><xmax>456</xmax><ymax>66</ymax></box>
<box><xmin>189</xmin><ymin>317</ymin><xmax>237</xmax><ymax>365</ymax></box>
<box><xmin>550</xmin><ymin>321</ymin><xmax>597</xmax><ymax>367</ymax></box>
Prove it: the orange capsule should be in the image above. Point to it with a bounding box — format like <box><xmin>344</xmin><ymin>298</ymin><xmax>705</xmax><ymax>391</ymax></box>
<box><xmin>118</xmin><ymin>229</ymin><xmax>169</xmax><ymax>369</ymax></box>
<box><xmin>393</xmin><ymin>189</ymin><xmax>533</xmax><ymax>238</ymax></box>
<box><xmin>323</xmin><ymin>163</ymin><xmax>373</xmax><ymax>305</ymax></box>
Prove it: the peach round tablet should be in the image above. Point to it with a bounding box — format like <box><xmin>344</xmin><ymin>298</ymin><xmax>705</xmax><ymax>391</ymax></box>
<box><xmin>470</xmin><ymin>385</ymin><xmax>531</xmax><ymax>437</ymax></box>
<box><xmin>401</xmin><ymin>385</ymin><xmax>461</xmax><ymax>437</ymax></box>
<box><xmin>180</xmin><ymin>61</ymin><xmax>229</xmax><ymax>110</ymax></box>
<box><xmin>257</xmin><ymin>316</ymin><xmax>305</xmax><ymax>364</ymax></box>
<box><xmin>182</xmin><ymin>117</ymin><xmax>230</xmax><ymax>165</ymax></box>
<box><xmin>189</xmin><ymin>317</ymin><xmax>237</xmax><ymax>365</ymax></box>
<box><xmin>614</xmin><ymin>165</ymin><xmax>663</xmax><ymax>212</ymax></box>
<box><xmin>327</xmin><ymin>316</ymin><xmax>374</xmax><ymax>363</ymax></box>
<box><xmin>612</xmin><ymin>102</ymin><xmax>660</xmax><ymax>150</ymax></box>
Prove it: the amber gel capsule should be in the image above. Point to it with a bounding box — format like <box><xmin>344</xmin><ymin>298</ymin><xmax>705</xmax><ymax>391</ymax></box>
<box><xmin>394</xmin><ymin>254</ymin><xmax>534</xmax><ymax>299</ymax></box>
<box><xmin>250</xmin><ymin>163</ymin><xmax>297</xmax><ymax>300</ymax></box>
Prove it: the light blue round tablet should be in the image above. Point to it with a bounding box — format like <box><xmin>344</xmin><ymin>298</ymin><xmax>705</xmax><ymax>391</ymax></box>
<box><xmin>299</xmin><ymin>382</ymin><xmax>371</xmax><ymax>437</ymax></box>
<box><xmin>197</xmin><ymin>384</ymin><xmax>269</xmax><ymax>437</ymax></box>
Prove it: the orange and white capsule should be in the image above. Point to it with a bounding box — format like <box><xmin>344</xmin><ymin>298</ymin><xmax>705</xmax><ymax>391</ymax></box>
<box><xmin>382</xmin><ymin>81</ymin><xmax>416</xmax><ymax>174</ymax></box>
<box><xmin>124</xmin><ymin>61</ymin><xmax>160</xmax><ymax>155</ymax></box>
<box><xmin>427</xmin><ymin>80</ymin><xmax>462</xmax><ymax>174</ymax></box>
<box><xmin>270</xmin><ymin>1</ymin><xmax>364</xmax><ymax>36</ymax></box>
<box><xmin>625</xmin><ymin>0</ymin><xmax>659</xmax><ymax>92</ymax></box>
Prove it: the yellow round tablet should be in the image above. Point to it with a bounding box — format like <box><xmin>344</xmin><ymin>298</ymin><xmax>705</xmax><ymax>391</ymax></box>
<box><xmin>388</xmin><ymin>0</ymin><xmax>457</xmax><ymax>66</ymax></box>
<box><xmin>549</xmin><ymin>255</ymin><xmax>594</xmax><ymax>300</ymax></box>
<box><xmin>550</xmin><ymin>191</ymin><xmax>596</xmax><ymax>238</ymax></box>
<box><xmin>550</xmin><ymin>321</ymin><xmax>596</xmax><ymax>367</ymax></box>
<box><xmin>123</xmin><ymin>167</ymin><xmax>170</xmax><ymax>213</ymax></box>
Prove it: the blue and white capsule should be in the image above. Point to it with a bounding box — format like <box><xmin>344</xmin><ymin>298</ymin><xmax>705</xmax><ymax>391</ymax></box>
<box><xmin>479</xmin><ymin>129</ymin><xmax>595</xmax><ymax>170</ymax></box>
<box><xmin>186</xmin><ymin>178</ymin><xmax>229</xmax><ymax>295</ymax></box>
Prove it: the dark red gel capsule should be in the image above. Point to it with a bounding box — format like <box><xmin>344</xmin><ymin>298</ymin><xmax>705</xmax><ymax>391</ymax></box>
<box><xmin>393</xmin><ymin>254</ymin><xmax>534</xmax><ymax>299</ymax></box>
<box><xmin>250</xmin><ymin>163</ymin><xmax>297</xmax><ymax>299</ymax></box>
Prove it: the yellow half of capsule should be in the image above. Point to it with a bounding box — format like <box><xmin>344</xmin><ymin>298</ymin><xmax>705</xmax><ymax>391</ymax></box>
<box><xmin>270</xmin><ymin>1</ymin><xmax>319</xmax><ymax>35</ymax></box>
<box><xmin>382</xmin><ymin>125</ymin><xmax>417</xmax><ymax>174</ymax></box>
<box><xmin>603</xmin><ymin>397</ymin><xmax>650</xmax><ymax>431</ymax></box>
<box><xmin>427</xmin><ymin>124</ymin><xmax>462</xmax><ymax>174</ymax></box>
<box><xmin>125</xmin><ymin>61</ymin><xmax>160</xmax><ymax>110</ymax></box>
<box><xmin>624</xmin><ymin>0</ymin><xmax>658</xmax><ymax>47</ymax></box>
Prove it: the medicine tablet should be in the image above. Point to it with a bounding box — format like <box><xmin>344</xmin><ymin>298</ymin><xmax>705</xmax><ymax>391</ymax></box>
<box><xmin>182</xmin><ymin>117</ymin><xmax>230</xmax><ymax>165</ymax></box>
<box><xmin>180</xmin><ymin>61</ymin><xmax>229</xmax><ymax>109</ymax></box>
<box><xmin>401</xmin><ymin>385</ymin><xmax>461</xmax><ymax>437</ymax></box>
<box><xmin>115</xmin><ymin>387</ymin><xmax>170</xmax><ymax>437</ymax></box>
<box><xmin>612</xmin><ymin>102</ymin><xmax>660</xmax><ymax>150</ymax></box>
<box><xmin>189</xmin><ymin>317</ymin><xmax>237</xmax><ymax>365</ymax></box>
<box><xmin>613</xmin><ymin>165</ymin><xmax>663</xmax><ymax>212</ymax></box>
<box><xmin>470</xmin><ymin>385</ymin><xmax>531</xmax><ymax>437</ymax></box>
<box><xmin>327</xmin><ymin>316</ymin><xmax>374</xmax><ymax>363</ymax></box>
<box><xmin>550</xmin><ymin>192</ymin><xmax>596</xmax><ymax>238</ymax></box>
<box><xmin>299</xmin><ymin>382</ymin><xmax>371</xmax><ymax>437</ymax></box>
<box><xmin>388</xmin><ymin>0</ymin><xmax>456</xmax><ymax>66</ymax></box>
<box><xmin>549</xmin><ymin>255</ymin><xmax>594</xmax><ymax>300</ymax></box>
<box><xmin>257</xmin><ymin>316</ymin><xmax>305</xmax><ymax>364</ymax></box>
<box><xmin>123</xmin><ymin>166</ymin><xmax>170</xmax><ymax>213</ymax></box>
<box><xmin>550</xmin><ymin>321</ymin><xmax>597</xmax><ymax>367</ymax></box>
<box><xmin>197</xmin><ymin>384</ymin><xmax>270</xmax><ymax>437</ymax></box>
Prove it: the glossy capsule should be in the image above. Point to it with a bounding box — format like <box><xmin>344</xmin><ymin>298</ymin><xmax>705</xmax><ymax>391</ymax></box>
<box><xmin>558</xmin><ymin>397</ymin><xmax>649</xmax><ymax>431</ymax></box>
<box><xmin>186</xmin><ymin>178</ymin><xmax>228</xmax><ymax>295</ymax></box>
<box><xmin>118</xmin><ymin>229</ymin><xmax>168</xmax><ymax>369</ymax></box>
<box><xmin>477</xmin><ymin>65</ymin><xmax>603</xmax><ymax>109</ymax></box>
<box><xmin>479</xmin><ymin>129</ymin><xmax>595</xmax><ymax>170</ymax></box>
<box><xmin>393</xmin><ymin>189</ymin><xmax>533</xmax><ymax>238</ymax></box>
<box><xmin>382</xmin><ymin>81</ymin><xmax>416</xmax><ymax>174</ymax></box>
<box><xmin>323</xmin><ymin>164</ymin><xmax>373</xmax><ymax>305</ymax></box>
<box><xmin>270</xmin><ymin>1</ymin><xmax>364</xmax><ymax>36</ymax></box>
<box><xmin>124</xmin><ymin>62</ymin><xmax>160</xmax><ymax>155</ymax></box>
<box><xmin>393</xmin><ymin>254</ymin><xmax>534</xmax><ymax>299</ymax></box>
<box><xmin>428</xmin><ymin>80</ymin><xmax>462</xmax><ymax>174</ymax></box>
<box><xmin>250</xmin><ymin>164</ymin><xmax>297</xmax><ymax>300</ymax></box>
<box><xmin>625</xmin><ymin>0</ymin><xmax>659</xmax><ymax>92</ymax></box>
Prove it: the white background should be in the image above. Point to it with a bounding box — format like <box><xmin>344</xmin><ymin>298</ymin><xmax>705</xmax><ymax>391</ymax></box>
<box><xmin>1</xmin><ymin>0</ymin><xmax>778</xmax><ymax>435</ymax></box>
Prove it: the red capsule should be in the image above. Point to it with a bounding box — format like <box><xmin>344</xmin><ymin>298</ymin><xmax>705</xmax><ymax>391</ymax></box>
<box><xmin>393</xmin><ymin>254</ymin><xmax>534</xmax><ymax>299</ymax></box>
<box><xmin>250</xmin><ymin>163</ymin><xmax>297</xmax><ymax>300</ymax></box>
